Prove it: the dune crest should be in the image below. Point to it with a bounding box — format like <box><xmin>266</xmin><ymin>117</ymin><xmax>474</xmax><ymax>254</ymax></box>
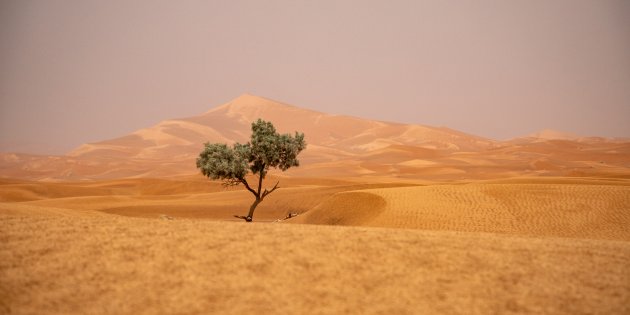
<box><xmin>299</xmin><ymin>183</ymin><xmax>630</xmax><ymax>241</ymax></box>
<box><xmin>291</xmin><ymin>191</ymin><xmax>387</xmax><ymax>226</ymax></box>
<box><xmin>1</xmin><ymin>94</ymin><xmax>629</xmax><ymax>181</ymax></box>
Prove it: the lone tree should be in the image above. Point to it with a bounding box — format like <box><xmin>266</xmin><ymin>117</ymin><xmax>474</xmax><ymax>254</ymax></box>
<box><xmin>196</xmin><ymin>119</ymin><xmax>306</xmax><ymax>222</ymax></box>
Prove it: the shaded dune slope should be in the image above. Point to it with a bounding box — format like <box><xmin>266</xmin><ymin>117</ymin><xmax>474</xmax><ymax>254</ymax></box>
<box><xmin>2</xmin><ymin>177</ymin><xmax>414</xmax><ymax>222</ymax></box>
<box><xmin>290</xmin><ymin>180</ymin><xmax>630</xmax><ymax>241</ymax></box>
<box><xmin>291</xmin><ymin>191</ymin><xmax>387</xmax><ymax>226</ymax></box>
<box><xmin>2</xmin><ymin>176</ymin><xmax>629</xmax><ymax>241</ymax></box>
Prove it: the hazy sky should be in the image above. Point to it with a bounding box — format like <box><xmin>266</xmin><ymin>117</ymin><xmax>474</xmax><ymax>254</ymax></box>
<box><xmin>1</xmin><ymin>0</ymin><xmax>629</xmax><ymax>154</ymax></box>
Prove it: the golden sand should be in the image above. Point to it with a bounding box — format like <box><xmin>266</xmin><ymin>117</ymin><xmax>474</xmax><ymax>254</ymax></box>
<box><xmin>1</xmin><ymin>202</ymin><xmax>629</xmax><ymax>315</ymax></box>
<box><xmin>1</xmin><ymin>176</ymin><xmax>630</xmax><ymax>314</ymax></box>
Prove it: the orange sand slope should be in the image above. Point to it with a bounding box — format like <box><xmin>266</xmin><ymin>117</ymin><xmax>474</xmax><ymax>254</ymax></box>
<box><xmin>1</xmin><ymin>203</ymin><xmax>629</xmax><ymax>315</ymax></box>
<box><xmin>2</xmin><ymin>176</ymin><xmax>629</xmax><ymax>241</ymax></box>
<box><xmin>291</xmin><ymin>178</ymin><xmax>630</xmax><ymax>241</ymax></box>
<box><xmin>0</xmin><ymin>176</ymin><xmax>413</xmax><ymax>221</ymax></box>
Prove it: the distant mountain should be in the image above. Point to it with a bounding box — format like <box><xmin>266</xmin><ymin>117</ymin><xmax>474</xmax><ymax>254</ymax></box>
<box><xmin>68</xmin><ymin>94</ymin><xmax>496</xmax><ymax>159</ymax></box>
<box><xmin>1</xmin><ymin>94</ymin><xmax>629</xmax><ymax>180</ymax></box>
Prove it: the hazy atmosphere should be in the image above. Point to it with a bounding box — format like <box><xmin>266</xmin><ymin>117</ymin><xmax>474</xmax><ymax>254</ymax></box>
<box><xmin>1</xmin><ymin>0</ymin><xmax>629</xmax><ymax>154</ymax></box>
<box><xmin>3</xmin><ymin>2</ymin><xmax>630</xmax><ymax>314</ymax></box>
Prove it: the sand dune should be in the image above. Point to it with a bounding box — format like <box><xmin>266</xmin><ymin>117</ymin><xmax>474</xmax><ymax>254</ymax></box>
<box><xmin>8</xmin><ymin>94</ymin><xmax>629</xmax><ymax>181</ymax></box>
<box><xmin>292</xmin><ymin>181</ymin><xmax>630</xmax><ymax>241</ymax></box>
<box><xmin>4</xmin><ymin>176</ymin><xmax>629</xmax><ymax>242</ymax></box>
<box><xmin>11</xmin><ymin>178</ymin><xmax>410</xmax><ymax>222</ymax></box>
<box><xmin>79</xmin><ymin>94</ymin><xmax>494</xmax><ymax>160</ymax></box>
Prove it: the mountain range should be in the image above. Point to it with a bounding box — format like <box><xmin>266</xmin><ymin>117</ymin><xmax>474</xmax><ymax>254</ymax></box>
<box><xmin>2</xmin><ymin>94</ymin><xmax>629</xmax><ymax>181</ymax></box>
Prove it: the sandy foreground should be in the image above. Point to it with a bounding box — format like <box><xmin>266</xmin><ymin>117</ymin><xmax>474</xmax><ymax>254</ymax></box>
<box><xmin>1</xmin><ymin>177</ymin><xmax>630</xmax><ymax>314</ymax></box>
<box><xmin>1</xmin><ymin>203</ymin><xmax>629</xmax><ymax>315</ymax></box>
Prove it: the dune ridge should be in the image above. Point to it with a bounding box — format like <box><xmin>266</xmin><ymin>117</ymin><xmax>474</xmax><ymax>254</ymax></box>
<box><xmin>292</xmin><ymin>182</ymin><xmax>630</xmax><ymax>241</ymax></box>
<box><xmin>2</xmin><ymin>94</ymin><xmax>628</xmax><ymax>181</ymax></box>
<box><xmin>2</xmin><ymin>176</ymin><xmax>628</xmax><ymax>241</ymax></box>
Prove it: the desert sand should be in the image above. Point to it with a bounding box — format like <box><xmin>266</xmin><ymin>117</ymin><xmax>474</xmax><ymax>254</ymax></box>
<box><xmin>2</xmin><ymin>176</ymin><xmax>630</xmax><ymax>314</ymax></box>
<box><xmin>2</xmin><ymin>95</ymin><xmax>630</xmax><ymax>314</ymax></box>
<box><xmin>2</xmin><ymin>200</ymin><xmax>629</xmax><ymax>315</ymax></box>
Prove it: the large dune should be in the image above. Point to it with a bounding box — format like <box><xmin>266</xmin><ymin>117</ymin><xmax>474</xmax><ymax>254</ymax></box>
<box><xmin>290</xmin><ymin>178</ymin><xmax>630</xmax><ymax>241</ymax></box>
<box><xmin>2</xmin><ymin>94</ymin><xmax>629</xmax><ymax>180</ymax></box>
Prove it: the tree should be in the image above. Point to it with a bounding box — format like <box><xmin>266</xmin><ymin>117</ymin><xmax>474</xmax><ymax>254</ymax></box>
<box><xmin>196</xmin><ymin>119</ymin><xmax>306</xmax><ymax>222</ymax></box>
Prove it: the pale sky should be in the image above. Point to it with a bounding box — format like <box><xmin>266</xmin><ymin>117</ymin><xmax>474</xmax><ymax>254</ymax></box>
<box><xmin>1</xmin><ymin>0</ymin><xmax>629</xmax><ymax>154</ymax></box>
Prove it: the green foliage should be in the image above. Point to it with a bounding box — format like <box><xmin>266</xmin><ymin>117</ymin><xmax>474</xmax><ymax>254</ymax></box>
<box><xmin>196</xmin><ymin>118</ymin><xmax>306</xmax><ymax>187</ymax></box>
<box><xmin>195</xmin><ymin>143</ymin><xmax>248</xmax><ymax>181</ymax></box>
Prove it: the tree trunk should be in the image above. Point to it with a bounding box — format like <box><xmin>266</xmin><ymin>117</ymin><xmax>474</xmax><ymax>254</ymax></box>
<box><xmin>245</xmin><ymin>198</ymin><xmax>261</xmax><ymax>222</ymax></box>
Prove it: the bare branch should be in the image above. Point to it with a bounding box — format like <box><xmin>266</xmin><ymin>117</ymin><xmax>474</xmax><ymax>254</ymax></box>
<box><xmin>261</xmin><ymin>181</ymin><xmax>280</xmax><ymax>200</ymax></box>
<box><xmin>240</xmin><ymin>178</ymin><xmax>258</xmax><ymax>197</ymax></box>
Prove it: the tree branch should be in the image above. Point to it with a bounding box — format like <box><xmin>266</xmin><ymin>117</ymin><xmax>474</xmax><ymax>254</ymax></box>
<box><xmin>261</xmin><ymin>181</ymin><xmax>280</xmax><ymax>200</ymax></box>
<box><xmin>240</xmin><ymin>178</ymin><xmax>258</xmax><ymax>197</ymax></box>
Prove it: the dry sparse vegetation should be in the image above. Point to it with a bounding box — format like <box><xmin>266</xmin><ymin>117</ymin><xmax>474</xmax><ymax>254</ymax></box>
<box><xmin>1</xmin><ymin>202</ymin><xmax>629</xmax><ymax>315</ymax></box>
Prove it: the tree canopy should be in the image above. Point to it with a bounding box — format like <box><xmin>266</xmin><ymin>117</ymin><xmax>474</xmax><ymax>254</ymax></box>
<box><xmin>196</xmin><ymin>119</ymin><xmax>306</xmax><ymax>221</ymax></box>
